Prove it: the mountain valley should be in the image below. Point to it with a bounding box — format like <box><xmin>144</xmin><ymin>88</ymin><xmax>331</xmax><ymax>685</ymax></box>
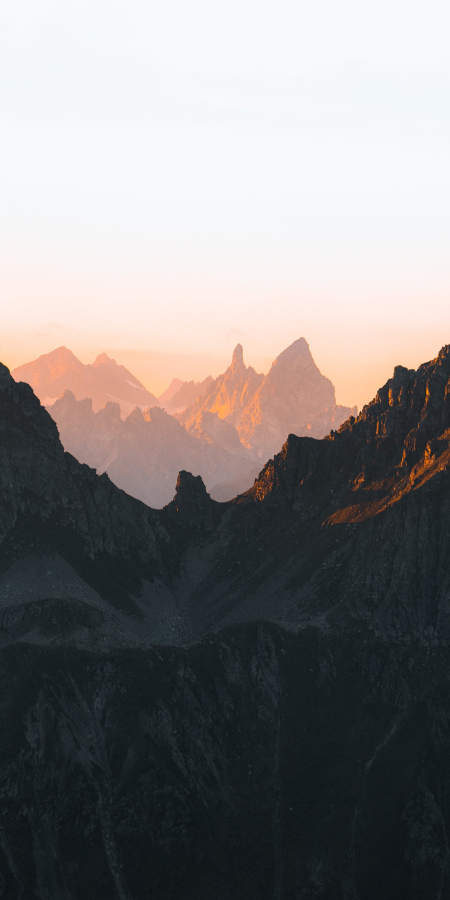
<box><xmin>1</xmin><ymin>345</ymin><xmax>450</xmax><ymax>898</ymax></box>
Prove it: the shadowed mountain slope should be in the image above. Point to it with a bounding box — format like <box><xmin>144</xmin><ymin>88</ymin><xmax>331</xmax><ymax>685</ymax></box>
<box><xmin>179</xmin><ymin>339</ymin><xmax>356</xmax><ymax>457</ymax></box>
<box><xmin>168</xmin><ymin>344</ymin><xmax>450</xmax><ymax>642</ymax></box>
<box><xmin>5</xmin><ymin>344</ymin><xmax>450</xmax><ymax>645</ymax></box>
<box><xmin>2</xmin><ymin>348</ymin><xmax>450</xmax><ymax>897</ymax></box>
<box><xmin>12</xmin><ymin>346</ymin><xmax>160</xmax><ymax>416</ymax></box>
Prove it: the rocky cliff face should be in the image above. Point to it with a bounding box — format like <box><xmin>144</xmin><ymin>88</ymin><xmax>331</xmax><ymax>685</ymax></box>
<box><xmin>180</xmin><ymin>339</ymin><xmax>356</xmax><ymax>458</ymax></box>
<box><xmin>12</xmin><ymin>346</ymin><xmax>160</xmax><ymax>416</ymax></box>
<box><xmin>2</xmin><ymin>347</ymin><xmax>450</xmax><ymax>898</ymax></box>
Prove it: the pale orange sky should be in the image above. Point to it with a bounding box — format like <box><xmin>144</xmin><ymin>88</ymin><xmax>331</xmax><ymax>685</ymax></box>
<box><xmin>1</xmin><ymin>1</ymin><xmax>449</xmax><ymax>410</ymax></box>
<box><xmin>2</xmin><ymin>284</ymin><xmax>449</xmax><ymax>411</ymax></box>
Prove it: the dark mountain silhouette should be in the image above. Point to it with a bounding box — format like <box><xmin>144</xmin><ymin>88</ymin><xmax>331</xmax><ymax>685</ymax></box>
<box><xmin>49</xmin><ymin>390</ymin><xmax>255</xmax><ymax>506</ymax></box>
<box><xmin>12</xmin><ymin>346</ymin><xmax>160</xmax><ymax>416</ymax></box>
<box><xmin>179</xmin><ymin>339</ymin><xmax>356</xmax><ymax>457</ymax></box>
<box><xmin>2</xmin><ymin>345</ymin><xmax>450</xmax><ymax>898</ymax></box>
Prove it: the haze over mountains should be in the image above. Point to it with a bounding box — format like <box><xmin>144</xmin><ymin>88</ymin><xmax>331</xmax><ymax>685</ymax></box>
<box><xmin>11</xmin><ymin>346</ymin><xmax>160</xmax><ymax>417</ymax></box>
<box><xmin>159</xmin><ymin>375</ymin><xmax>214</xmax><ymax>413</ymax></box>
<box><xmin>50</xmin><ymin>391</ymin><xmax>256</xmax><ymax>507</ymax></box>
<box><xmin>180</xmin><ymin>339</ymin><xmax>357</xmax><ymax>458</ymax></box>
<box><xmin>1</xmin><ymin>343</ymin><xmax>450</xmax><ymax>896</ymax></box>
<box><xmin>13</xmin><ymin>337</ymin><xmax>356</xmax><ymax>505</ymax></box>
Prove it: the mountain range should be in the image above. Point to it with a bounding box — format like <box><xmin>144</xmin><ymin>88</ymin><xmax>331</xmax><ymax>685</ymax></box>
<box><xmin>159</xmin><ymin>375</ymin><xmax>214</xmax><ymax>413</ymax></box>
<box><xmin>179</xmin><ymin>339</ymin><xmax>357</xmax><ymax>458</ymax></box>
<box><xmin>49</xmin><ymin>390</ymin><xmax>257</xmax><ymax>507</ymax></box>
<box><xmin>1</xmin><ymin>344</ymin><xmax>450</xmax><ymax>897</ymax></box>
<box><xmin>11</xmin><ymin>346</ymin><xmax>160</xmax><ymax>416</ymax></box>
<box><xmin>13</xmin><ymin>337</ymin><xmax>356</xmax><ymax>506</ymax></box>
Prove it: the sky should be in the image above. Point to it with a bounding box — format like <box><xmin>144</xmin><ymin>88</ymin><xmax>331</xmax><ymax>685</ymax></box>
<box><xmin>0</xmin><ymin>0</ymin><xmax>449</xmax><ymax>408</ymax></box>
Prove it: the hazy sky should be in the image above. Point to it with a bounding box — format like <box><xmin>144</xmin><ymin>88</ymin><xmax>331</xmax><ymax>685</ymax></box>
<box><xmin>1</xmin><ymin>0</ymin><xmax>449</xmax><ymax>407</ymax></box>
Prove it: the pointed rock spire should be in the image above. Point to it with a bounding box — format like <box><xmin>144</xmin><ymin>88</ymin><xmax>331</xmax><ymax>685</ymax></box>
<box><xmin>231</xmin><ymin>344</ymin><xmax>244</xmax><ymax>368</ymax></box>
<box><xmin>165</xmin><ymin>470</ymin><xmax>215</xmax><ymax>531</ymax></box>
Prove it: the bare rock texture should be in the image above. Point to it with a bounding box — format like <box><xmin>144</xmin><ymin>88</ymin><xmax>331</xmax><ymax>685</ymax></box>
<box><xmin>12</xmin><ymin>346</ymin><xmax>160</xmax><ymax>416</ymax></box>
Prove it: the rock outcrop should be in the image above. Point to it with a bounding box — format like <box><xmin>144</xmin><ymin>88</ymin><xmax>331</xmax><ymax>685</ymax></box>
<box><xmin>12</xmin><ymin>346</ymin><xmax>160</xmax><ymax>416</ymax></box>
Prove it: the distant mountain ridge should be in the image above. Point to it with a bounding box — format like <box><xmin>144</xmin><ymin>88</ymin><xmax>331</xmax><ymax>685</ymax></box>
<box><xmin>49</xmin><ymin>390</ymin><xmax>256</xmax><ymax>507</ymax></box>
<box><xmin>160</xmin><ymin>375</ymin><xmax>214</xmax><ymax>413</ymax></box>
<box><xmin>12</xmin><ymin>346</ymin><xmax>160</xmax><ymax>417</ymax></box>
<box><xmin>180</xmin><ymin>338</ymin><xmax>356</xmax><ymax>458</ymax></box>
<box><xmin>157</xmin><ymin>377</ymin><xmax>185</xmax><ymax>405</ymax></box>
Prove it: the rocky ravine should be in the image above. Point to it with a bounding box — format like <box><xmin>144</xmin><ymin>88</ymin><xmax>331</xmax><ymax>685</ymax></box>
<box><xmin>1</xmin><ymin>348</ymin><xmax>450</xmax><ymax>898</ymax></box>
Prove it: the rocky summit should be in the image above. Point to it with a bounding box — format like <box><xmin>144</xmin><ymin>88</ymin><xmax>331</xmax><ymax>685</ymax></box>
<box><xmin>180</xmin><ymin>339</ymin><xmax>356</xmax><ymax>458</ymax></box>
<box><xmin>1</xmin><ymin>347</ymin><xmax>450</xmax><ymax>898</ymax></box>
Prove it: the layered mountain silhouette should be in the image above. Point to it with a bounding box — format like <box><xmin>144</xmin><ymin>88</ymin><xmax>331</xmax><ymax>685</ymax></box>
<box><xmin>12</xmin><ymin>346</ymin><xmax>160</xmax><ymax>416</ymax></box>
<box><xmin>157</xmin><ymin>376</ymin><xmax>185</xmax><ymax>405</ymax></box>
<box><xmin>179</xmin><ymin>338</ymin><xmax>357</xmax><ymax>458</ymax></box>
<box><xmin>49</xmin><ymin>390</ymin><xmax>255</xmax><ymax>506</ymax></box>
<box><xmin>2</xmin><ymin>345</ymin><xmax>450</xmax><ymax>897</ymax></box>
<box><xmin>159</xmin><ymin>375</ymin><xmax>214</xmax><ymax>413</ymax></box>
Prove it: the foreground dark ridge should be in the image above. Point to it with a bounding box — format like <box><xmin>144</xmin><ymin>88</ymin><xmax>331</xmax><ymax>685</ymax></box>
<box><xmin>1</xmin><ymin>347</ymin><xmax>450</xmax><ymax>898</ymax></box>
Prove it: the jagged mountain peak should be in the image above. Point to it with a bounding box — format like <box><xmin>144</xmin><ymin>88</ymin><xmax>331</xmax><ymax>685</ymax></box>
<box><xmin>92</xmin><ymin>352</ymin><xmax>117</xmax><ymax>367</ymax></box>
<box><xmin>231</xmin><ymin>342</ymin><xmax>244</xmax><ymax>367</ymax></box>
<box><xmin>338</xmin><ymin>342</ymin><xmax>450</xmax><ymax>455</ymax></box>
<box><xmin>4</xmin><ymin>345</ymin><xmax>450</xmax><ymax>896</ymax></box>
<box><xmin>165</xmin><ymin>470</ymin><xmax>216</xmax><ymax>531</ymax></box>
<box><xmin>158</xmin><ymin>377</ymin><xmax>185</xmax><ymax>405</ymax></box>
<box><xmin>12</xmin><ymin>346</ymin><xmax>160</xmax><ymax>416</ymax></box>
<box><xmin>271</xmin><ymin>336</ymin><xmax>312</xmax><ymax>366</ymax></box>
